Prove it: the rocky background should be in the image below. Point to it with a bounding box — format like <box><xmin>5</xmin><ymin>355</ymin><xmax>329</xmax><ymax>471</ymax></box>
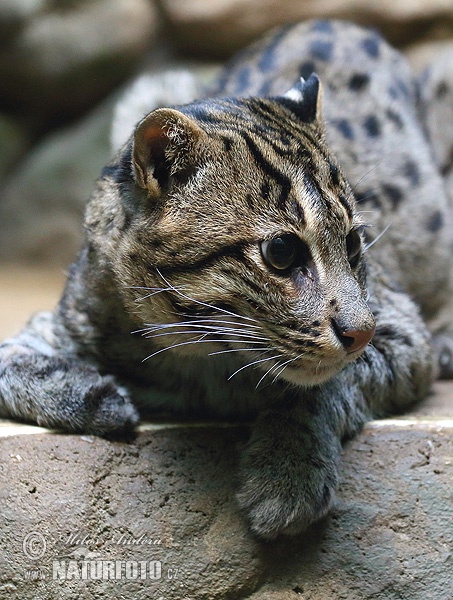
<box><xmin>1</xmin><ymin>0</ymin><xmax>453</xmax><ymax>266</ymax></box>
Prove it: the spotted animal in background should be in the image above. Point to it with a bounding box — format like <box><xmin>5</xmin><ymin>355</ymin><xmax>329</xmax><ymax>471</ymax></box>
<box><xmin>1</xmin><ymin>20</ymin><xmax>452</xmax><ymax>538</ymax></box>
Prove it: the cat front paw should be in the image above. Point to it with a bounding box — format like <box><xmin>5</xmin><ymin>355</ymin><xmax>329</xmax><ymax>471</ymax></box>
<box><xmin>79</xmin><ymin>378</ymin><xmax>140</xmax><ymax>436</ymax></box>
<box><xmin>34</xmin><ymin>371</ymin><xmax>139</xmax><ymax>436</ymax></box>
<box><xmin>237</xmin><ymin>449</ymin><xmax>338</xmax><ymax>539</ymax></box>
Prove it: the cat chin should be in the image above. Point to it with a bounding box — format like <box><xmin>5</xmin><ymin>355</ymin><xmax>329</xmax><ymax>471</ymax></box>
<box><xmin>277</xmin><ymin>362</ymin><xmax>345</xmax><ymax>387</ymax></box>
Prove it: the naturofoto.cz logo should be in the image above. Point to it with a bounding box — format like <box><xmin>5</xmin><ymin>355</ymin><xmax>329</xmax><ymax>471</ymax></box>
<box><xmin>21</xmin><ymin>530</ymin><xmax>180</xmax><ymax>582</ymax></box>
<box><xmin>52</xmin><ymin>559</ymin><xmax>162</xmax><ymax>581</ymax></box>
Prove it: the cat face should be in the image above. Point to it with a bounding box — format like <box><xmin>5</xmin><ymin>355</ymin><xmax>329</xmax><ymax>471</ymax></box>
<box><xmin>113</xmin><ymin>76</ymin><xmax>375</xmax><ymax>386</ymax></box>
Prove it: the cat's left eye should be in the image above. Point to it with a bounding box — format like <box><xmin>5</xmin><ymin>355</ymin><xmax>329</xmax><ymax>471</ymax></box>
<box><xmin>346</xmin><ymin>230</ymin><xmax>362</xmax><ymax>267</ymax></box>
<box><xmin>260</xmin><ymin>235</ymin><xmax>299</xmax><ymax>271</ymax></box>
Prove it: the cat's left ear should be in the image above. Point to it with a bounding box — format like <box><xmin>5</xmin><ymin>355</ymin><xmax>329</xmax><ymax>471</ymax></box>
<box><xmin>132</xmin><ymin>108</ymin><xmax>207</xmax><ymax>197</ymax></box>
<box><xmin>278</xmin><ymin>73</ymin><xmax>323</xmax><ymax>124</ymax></box>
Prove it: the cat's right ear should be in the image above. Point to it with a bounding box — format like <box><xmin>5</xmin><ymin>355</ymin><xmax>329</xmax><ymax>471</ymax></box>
<box><xmin>132</xmin><ymin>108</ymin><xmax>207</xmax><ymax>196</ymax></box>
<box><xmin>280</xmin><ymin>73</ymin><xmax>323</xmax><ymax>124</ymax></box>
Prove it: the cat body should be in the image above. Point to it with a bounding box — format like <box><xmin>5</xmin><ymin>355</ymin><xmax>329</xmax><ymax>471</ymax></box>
<box><xmin>1</xmin><ymin>20</ymin><xmax>451</xmax><ymax>538</ymax></box>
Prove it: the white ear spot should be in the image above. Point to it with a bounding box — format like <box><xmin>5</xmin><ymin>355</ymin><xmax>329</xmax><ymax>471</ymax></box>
<box><xmin>283</xmin><ymin>77</ymin><xmax>306</xmax><ymax>102</ymax></box>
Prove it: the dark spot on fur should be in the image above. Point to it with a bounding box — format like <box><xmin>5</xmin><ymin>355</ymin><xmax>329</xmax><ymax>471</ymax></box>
<box><xmin>376</xmin><ymin>325</ymin><xmax>413</xmax><ymax>347</ymax></box>
<box><xmin>440</xmin><ymin>146</ymin><xmax>453</xmax><ymax>176</ymax></box>
<box><xmin>245</xmin><ymin>193</ymin><xmax>255</xmax><ymax>209</ymax></box>
<box><xmin>386</xmin><ymin>108</ymin><xmax>403</xmax><ymax>129</ymax></box>
<box><xmin>436</xmin><ymin>81</ymin><xmax>449</xmax><ymax>99</ymax></box>
<box><xmin>398</xmin><ymin>78</ymin><xmax>411</xmax><ymax>99</ymax></box>
<box><xmin>311</xmin><ymin>20</ymin><xmax>334</xmax><ymax>34</ymax></box>
<box><xmin>257</xmin><ymin>23</ymin><xmax>296</xmax><ymax>72</ymax></box>
<box><xmin>299</xmin><ymin>61</ymin><xmax>316</xmax><ymax>80</ymax></box>
<box><xmin>427</xmin><ymin>210</ymin><xmax>444</xmax><ymax>233</ymax></box>
<box><xmin>309</xmin><ymin>39</ymin><xmax>333</xmax><ymax>61</ymax></box>
<box><xmin>236</xmin><ymin>66</ymin><xmax>250</xmax><ymax>93</ymax></box>
<box><xmin>312</xmin><ymin>320</ymin><xmax>321</xmax><ymax>327</ymax></box>
<box><xmin>382</xmin><ymin>183</ymin><xmax>403</xmax><ymax>206</ymax></box>
<box><xmin>290</xmin><ymin>198</ymin><xmax>306</xmax><ymax>226</ymax></box>
<box><xmin>221</xmin><ymin>135</ymin><xmax>233</xmax><ymax>152</ymax></box>
<box><xmin>355</xmin><ymin>189</ymin><xmax>380</xmax><ymax>207</ymax></box>
<box><xmin>258</xmin><ymin>80</ymin><xmax>272</xmax><ymax>96</ymax></box>
<box><xmin>101</xmin><ymin>164</ymin><xmax>119</xmax><ymax>179</ymax></box>
<box><xmin>363</xmin><ymin>115</ymin><xmax>381</xmax><ymax>137</ymax></box>
<box><xmin>329</xmin><ymin>161</ymin><xmax>340</xmax><ymax>186</ymax></box>
<box><xmin>376</xmin><ymin>324</ymin><xmax>396</xmax><ymax>337</ymax></box>
<box><xmin>332</xmin><ymin>119</ymin><xmax>354</xmax><ymax>140</ymax></box>
<box><xmin>149</xmin><ymin>238</ymin><xmax>163</xmax><ymax>249</ymax></box>
<box><xmin>404</xmin><ymin>159</ymin><xmax>420</xmax><ymax>186</ymax></box>
<box><xmin>438</xmin><ymin>346</ymin><xmax>453</xmax><ymax>377</ymax></box>
<box><xmin>388</xmin><ymin>85</ymin><xmax>399</xmax><ymax>100</ymax></box>
<box><xmin>261</xmin><ymin>181</ymin><xmax>271</xmax><ymax>199</ymax></box>
<box><xmin>362</xmin><ymin>35</ymin><xmax>380</xmax><ymax>58</ymax></box>
<box><xmin>338</xmin><ymin>192</ymin><xmax>353</xmax><ymax>218</ymax></box>
<box><xmin>349</xmin><ymin>73</ymin><xmax>370</xmax><ymax>91</ymax></box>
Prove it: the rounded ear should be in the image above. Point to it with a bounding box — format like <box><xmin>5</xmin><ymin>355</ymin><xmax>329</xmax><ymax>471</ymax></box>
<box><xmin>132</xmin><ymin>108</ymin><xmax>208</xmax><ymax>196</ymax></box>
<box><xmin>278</xmin><ymin>73</ymin><xmax>323</xmax><ymax>124</ymax></box>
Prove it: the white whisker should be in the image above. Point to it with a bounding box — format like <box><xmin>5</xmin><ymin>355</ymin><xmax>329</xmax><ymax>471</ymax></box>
<box><xmin>142</xmin><ymin>337</ymin><xmax>271</xmax><ymax>362</ymax></box>
<box><xmin>363</xmin><ymin>223</ymin><xmax>391</xmax><ymax>252</ymax></box>
<box><xmin>209</xmin><ymin>347</ymin><xmax>273</xmax><ymax>356</ymax></box>
<box><xmin>144</xmin><ymin>330</ymin><xmax>268</xmax><ymax>343</ymax></box>
<box><xmin>271</xmin><ymin>352</ymin><xmax>307</xmax><ymax>383</ymax></box>
<box><xmin>227</xmin><ymin>354</ymin><xmax>284</xmax><ymax>381</ymax></box>
<box><xmin>255</xmin><ymin>359</ymin><xmax>284</xmax><ymax>389</ymax></box>
<box><xmin>156</xmin><ymin>268</ymin><xmax>258</xmax><ymax>323</ymax></box>
<box><xmin>141</xmin><ymin>323</ymin><xmax>264</xmax><ymax>338</ymax></box>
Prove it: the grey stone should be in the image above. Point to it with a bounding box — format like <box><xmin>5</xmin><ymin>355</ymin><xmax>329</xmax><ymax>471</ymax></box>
<box><xmin>0</xmin><ymin>383</ymin><xmax>452</xmax><ymax>599</ymax></box>
<box><xmin>0</xmin><ymin>0</ymin><xmax>159</xmax><ymax>127</ymax></box>
<box><xmin>0</xmin><ymin>114</ymin><xmax>28</xmax><ymax>181</ymax></box>
<box><xmin>0</xmin><ymin>98</ymin><xmax>115</xmax><ymax>266</ymax></box>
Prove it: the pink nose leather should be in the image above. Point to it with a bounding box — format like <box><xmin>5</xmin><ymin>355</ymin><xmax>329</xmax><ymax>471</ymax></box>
<box><xmin>340</xmin><ymin>327</ymin><xmax>376</xmax><ymax>354</ymax></box>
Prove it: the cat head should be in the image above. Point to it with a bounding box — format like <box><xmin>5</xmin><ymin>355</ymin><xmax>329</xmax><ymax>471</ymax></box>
<box><xmin>106</xmin><ymin>75</ymin><xmax>375</xmax><ymax>386</ymax></box>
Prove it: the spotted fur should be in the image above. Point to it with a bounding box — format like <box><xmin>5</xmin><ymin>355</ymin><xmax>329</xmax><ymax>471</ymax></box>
<box><xmin>1</xmin><ymin>20</ymin><xmax>452</xmax><ymax>538</ymax></box>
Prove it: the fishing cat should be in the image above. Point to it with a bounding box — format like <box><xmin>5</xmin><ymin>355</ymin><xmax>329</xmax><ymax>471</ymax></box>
<box><xmin>1</xmin><ymin>20</ymin><xmax>452</xmax><ymax>539</ymax></box>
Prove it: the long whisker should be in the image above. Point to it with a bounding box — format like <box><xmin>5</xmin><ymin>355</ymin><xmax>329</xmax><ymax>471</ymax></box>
<box><xmin>144</xmin><ymin>330</ymin><xmax>268</xmax><ymax>342</ymax></box>
<box><xmin>160</xmin><ymin>318</ymin><xmax>260</xmax><ymax>330</ymax></box>
<box><xmin>351</xmin><ymin>161</ymin><xmax>383</xmax><ymax>195</ymax></box>
<box><xmin>132</xmin><ymin>319</ymin><xmax>262</xmax><ymax>336</ymax></box>
<box><xmin>209</xmin><ymin>347</ymin><xmax>273</xmax><ymax>356</ymax></box>
<box><xmin>140</xmin><ymin>323</ymin><xmax>264</xmax><ymax>337</ymax></box>
<box><xmin>155</xmin><ymin>268</ymin><xmax>258</xmax><ymax>323</ymax></box>
<box><xmin>227</xmin><ymin>354</ymin><xmax>284</xmax><ymax>381</ymax></box>
<box><xmin>142</xmin><ymin>337</ymin><xmax>270</xmax><ymax>362</ymax></box>
<box><xmin>255</xmin><ymin>359</ymin><xmax>284</xmax><ymax>389</ymax></box>
<box><xmin>363</xmin><ymin>223</ymin><xmax>391</xmax><ymax>252</ymax></box>
<box><xmin>271</xmin><ymin>353</ymin><xmax>305</xmax><ymax>384</ymax></box>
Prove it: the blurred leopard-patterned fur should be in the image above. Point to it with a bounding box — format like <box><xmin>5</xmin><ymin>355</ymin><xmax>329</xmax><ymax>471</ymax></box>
<box><xmin>1</xmin><ymin>20</ymin><xmax>452</xmax><ymax>538</ymax></box>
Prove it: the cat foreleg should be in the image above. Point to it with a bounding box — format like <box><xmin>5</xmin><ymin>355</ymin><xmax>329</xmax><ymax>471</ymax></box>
<box><xmin>0</xmin><ymin>311</ymin><xmax>138</xmax><ymax>434</ymax></box>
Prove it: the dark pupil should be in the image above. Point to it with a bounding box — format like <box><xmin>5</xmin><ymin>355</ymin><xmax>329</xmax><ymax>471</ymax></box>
<box><xmin>265</xmin><ymin>236</ymin><xmax>297</xmax><ymax>270</ymax></box>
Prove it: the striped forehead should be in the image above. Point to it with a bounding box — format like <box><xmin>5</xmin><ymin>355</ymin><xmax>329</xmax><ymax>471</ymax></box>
<box><xmin>182</xmin><ymin>97</ymin><xmax>354</xmax><ymax>229</ymax></box>
<box><xmin>291</xmin><ymin>171</ymin><xmax>353</xmax><ymax>233</ymax></box>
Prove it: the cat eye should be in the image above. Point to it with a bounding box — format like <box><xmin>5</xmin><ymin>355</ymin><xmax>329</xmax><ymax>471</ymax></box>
<box><xmin>261</xmin><ymin>235</ymin><xmax>304</xmax><ymax>272</ymax></box>
<box><xmin>346</xmin><ymin>230</ymin><xmax>362</xmax><ymax>267</ymax></box>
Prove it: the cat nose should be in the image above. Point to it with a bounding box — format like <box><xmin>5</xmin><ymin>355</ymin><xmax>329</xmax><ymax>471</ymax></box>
<box><xmin>332</xmin><ymin>320</ymin><xmax>376</xmax><ymax>354</ymax></box>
